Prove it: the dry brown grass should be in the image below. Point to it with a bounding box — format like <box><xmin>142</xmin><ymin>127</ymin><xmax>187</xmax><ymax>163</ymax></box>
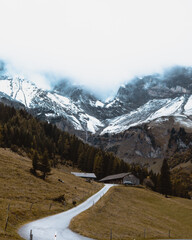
<box><xmin>70</xmin><ymin>186</ymin><xmax>192</xmax><ymax>240</ymax></box>
<box><xmin>0</xmin><ymin>148</ymin><xmax>102</xmax><ymax>240</ymax></box>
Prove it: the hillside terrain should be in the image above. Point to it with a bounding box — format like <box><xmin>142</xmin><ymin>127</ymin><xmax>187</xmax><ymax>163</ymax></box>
<box><xmin>0</xmin><ymin>103</ymin><xmax>130</xmax><ymax>181</ymax></box>
<box><xmin>90</xmin><ymin>118</ymin><xmax>192</xmax><ymax>171</ymax></box>
<box><xmin>0</xmin><ymin>148</ymin><xmax>102</xmax><ymax>240</ymax></box>
<box><xmin>70</xmin><ymin>186</ymin><xmax>192</xmax><ymax>240</ymax></box>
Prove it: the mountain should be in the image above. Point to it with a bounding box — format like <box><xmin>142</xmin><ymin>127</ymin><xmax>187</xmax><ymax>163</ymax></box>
<box><xmin>0</xmin><ymin>72</ymin><xmax>104</xmax><ymax>135</ymax></box>
<box><xmin>1</xmin><ymin>64</ymin><xmax>192</xmax><ymax>168</ymax></box>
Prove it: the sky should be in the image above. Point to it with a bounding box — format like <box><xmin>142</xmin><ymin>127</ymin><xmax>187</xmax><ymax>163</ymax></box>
<box><xmin>0</xmin><ymin>0</ymin><xmax>192</xmax><ymax>99</ymax></box>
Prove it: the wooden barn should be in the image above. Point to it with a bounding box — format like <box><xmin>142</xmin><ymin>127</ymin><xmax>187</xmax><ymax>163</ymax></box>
<box><xmin>99</xmin><ymin>172</ymin><xmax>140</xmax><ymax>185</ymax></box>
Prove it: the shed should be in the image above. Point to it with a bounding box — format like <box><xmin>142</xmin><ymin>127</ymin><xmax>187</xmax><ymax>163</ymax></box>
<box><xmin>71</xmin><ymin>172</ymin><xmax>97</xmax><ymax>180</ymax></box>
<box><xmin>99</xmin><ymin>172</ymin><xmax>140</xmax><ymax>185</ymax></box>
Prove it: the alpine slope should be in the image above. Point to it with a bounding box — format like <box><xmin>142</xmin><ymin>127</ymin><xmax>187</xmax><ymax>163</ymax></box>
<box><xmin>18</xmin><ymin>184</ymin><xmax>113</xmax><ymax>240</ymax></box>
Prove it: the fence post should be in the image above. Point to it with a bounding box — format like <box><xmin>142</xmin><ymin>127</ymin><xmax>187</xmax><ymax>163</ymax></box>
<box><xmin>110</xmin><ymin>229</ymin><xmax>112</xmax><ymax>240</ymax></box>
<box><xmin>4</xmin><ymin>204</ymin><xmax>10</xmax><ymax>231</ymax></box>
<box><xmin>30</xmin><ymin>203</ymin><xmax>33</xmax><ymax>211</ymax></box>
<box><xmin>144</xmin><ymin>228</ymin><xmax>146</xmax><ymax>239</ymax></box>
<box><xmin>49</xmin><ymin>203</ymin><xmax>52</xmax><ymax>210</ymax></box>
<box><xmin>30</xmin><ymin>229</ymin><xmax>33</xmax><ymax>240</ymax></box>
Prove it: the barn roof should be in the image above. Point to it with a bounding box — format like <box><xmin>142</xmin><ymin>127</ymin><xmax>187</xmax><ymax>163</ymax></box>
<box><xmin>99</xmin><ymin>172</ymin><xmax>131</xmax><ymax>182</ymax></box>
<box><xmin>71</xmin><ymin>172</ymin><xmax>97</xmax><ymax>178</ymax></box>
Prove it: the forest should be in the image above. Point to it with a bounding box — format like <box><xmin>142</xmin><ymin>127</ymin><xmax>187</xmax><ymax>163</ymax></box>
<box><xmin>0</xmin><ymin>103</ymin><xmax>144</xmax><ymax>180</ymax></box>
<box><xmin>0</xmin><ymin>103</ymin><xmax>191</xmax><ymax>199</ymax></box>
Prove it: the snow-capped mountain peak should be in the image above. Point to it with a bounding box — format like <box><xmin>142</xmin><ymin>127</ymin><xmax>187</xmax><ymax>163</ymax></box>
<box><xmin>0</xmin><ymin>65</ymin><xmax>192</xmax><ymax>137</ymax></box>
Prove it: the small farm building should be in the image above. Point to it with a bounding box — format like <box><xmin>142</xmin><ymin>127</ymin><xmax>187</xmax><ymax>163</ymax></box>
<box><xmin>71</xmin><ymin>172</ymin><xmax>97</xmax><ymax>180</ymax></box>
<box><xmin>99</xmin><ymin>172</ymin><xmax>140</xmax><ymax>185</ymax></box>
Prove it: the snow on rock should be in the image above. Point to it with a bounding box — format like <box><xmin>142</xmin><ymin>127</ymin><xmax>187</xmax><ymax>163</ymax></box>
<box><xmin>14</xmin><ymin>90</ymin><xmax>26</xmax><ymax>105</ymax></box>
<box><xmin>105</xmin><ymin>101</ymin><xmax>114</xmax><ymax>108</ymax></box>
<box><xmin>1</xmin><ymin>72</ymin><xmax>192</xmax><ymax>135</ymax></box>
<box><xmin>148</xmin><ymin>96</ymin><xmax>184</xmax><ymax>120</ymax></box>
<box><xmin>101</xmin><ymin>97</ymin><xmax>186</xmax><ymax>135</ymax></box>
<box><xmin>95</xmin><ymin>100</ymin><xmax>104</xmax><ymax>108</ymax></box>
<box><xmin>174</xmin><ymin>116</ymin><xmax>192</xmax><ymax>129</ymax></box>
<box><xmin>79</xmin><ymin>113</ymin><xmax>104</xmax><ymax>133</ymax></box>
<box><xmin>184</xmin><ymin>95</ymin><xmax>192</xmax><ymax>115</ymax></box>
<box><xmin>86</xmin><ymin>115</ymin><xmax>104</xmax><ymax>133</ymax></box>
<box><xmin>21</xmin><ymin>80</ymin><xmax>39</xmax><ymax>107</ymax></box>
<box><xmin>89</xmin><ymin>100</ymin><xmax>104</xmax><ymax>108</ymax></box>
<box><xmin>48</xmin><ymin>93</ymin><xmax>71</xmax><ymax>106</ymax></box>
<box><xmin>68</xmin><ymin>116</ymin><xmax>83</xmax><ymax>131</ymax></box>
<box><xmin>0</xmin><ymin>77</ymin><xmax>38</xmax><ymax>107</ymax></box>
<box><xmin>0</xmin><ymin>79</ymin><xmax>12</xmax><ymax>96</ymax></box>
<box><xmin>45</xmin><ymin>113</ymin><xmax>57</xmax><ymax>118</ymax></box>
<box><xmin>101</xmin><ymin>99</ymin><xmax>168</xmax><ymax>134</ymax></box>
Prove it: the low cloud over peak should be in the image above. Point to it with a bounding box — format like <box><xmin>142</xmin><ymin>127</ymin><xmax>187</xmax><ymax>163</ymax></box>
<box><xmin>0</xmin><ymin>0</ymin><xmax>192</xmax><ymax>99</ymax></box>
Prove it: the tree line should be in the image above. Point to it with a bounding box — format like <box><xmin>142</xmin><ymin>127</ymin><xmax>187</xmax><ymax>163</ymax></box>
<box><xmin>149</xmin><ymin>158</ymin><xmax>191</xmax><ymax>199</ymax></box>
<box><xmin>0</xmin><ymin>103</ymin><xmax>148</xmax><ymax>181</ymax></box>
<box><xmin>0</xmin><ymin>103</ymin><xmax>190</xmax><ymax>198</ymax></box>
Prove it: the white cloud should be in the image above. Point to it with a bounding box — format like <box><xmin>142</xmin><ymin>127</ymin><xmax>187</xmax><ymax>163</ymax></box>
<box><xmin>0</xmin><ymin>0</ymin><xmax>192</xmax><ymax>99</ymax></box>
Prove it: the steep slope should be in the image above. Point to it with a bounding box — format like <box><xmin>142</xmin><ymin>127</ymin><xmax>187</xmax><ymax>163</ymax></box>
<box><xmin>0</xmin><ymin>74</ymin><xmax>104</xmax><ymax>135</ymax></box>
<box><xmin>0</xmin><ymin>148</ymin><xmax>101</xmax><ymax>240</ymax></box>
<box><xmin>89</xmin><ymin>116</ymin><xmax>192</xmax><ymax>169</ymax></box>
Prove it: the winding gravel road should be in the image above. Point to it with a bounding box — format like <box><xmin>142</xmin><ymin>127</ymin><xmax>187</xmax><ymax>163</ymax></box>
<box><xmin>19</xmin><ymin>184</ymin><xmax>113</xmax><ymax>240</ymax></box>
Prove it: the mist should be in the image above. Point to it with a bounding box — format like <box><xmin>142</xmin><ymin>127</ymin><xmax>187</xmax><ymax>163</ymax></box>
<box><xmin>1</xmin><ymin>0</ymin><xmax>192</xmax><ymax>100</ymax></box>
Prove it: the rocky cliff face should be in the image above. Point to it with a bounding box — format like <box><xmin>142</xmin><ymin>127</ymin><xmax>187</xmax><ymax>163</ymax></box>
<box><xmin>89</xmin><ymin>116</ymin><xmax>192</xmax><ymax>172</ymax></box>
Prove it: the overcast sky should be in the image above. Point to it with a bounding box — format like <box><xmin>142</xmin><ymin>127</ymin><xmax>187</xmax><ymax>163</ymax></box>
<box><xmin>0</xmin><ymin>0</ymin><xmax>192</xmax><ymax>99</ymax></box>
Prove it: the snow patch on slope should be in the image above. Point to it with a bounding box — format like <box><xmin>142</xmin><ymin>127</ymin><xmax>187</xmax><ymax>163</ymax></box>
<box><xmin>21</xmin><ymin>80</ymin><xmax>38</xmax><ymax>107</ymax></box>
<box><xmin>47</xmin><ymin>93</ymin><xmax>79</xmax><ymax>114</ymax></box>
<box><xmin>0</xmin><ymin>79</ymin><xmax>12</xmax><ymax>96</ymax></box>
<box><xmin>101</xmin><ymin>97</ymin><xmax>186</xmax><ymax>135</ymax></box>
<box><xmin>184</xmin><ymin>95</ymin><xmax>192</xmax><ymax>115</ymax></box>
<box><xmin>89</xmin><ymin>100</ymin><xmax>104</xmax><ymax>108</ymax></box>
<box><xmin>174</xmin><ymin>116</ymin><xmax>192</xmax><ymax>129</ymax></box>
<box><xmin>148</xmin><ymin>97</ymin><xmax>184</xmax><ymax>120</ymax></box>
<box><xmin>0</xmin><ymin>77</ymin><xmax>38</xmax><ymax>107</ymax></box>
<box><xmin>95</xmin><ymin>100</ymin><xmax>104</xmax><ymax>108</ymax></box>
<box><xmin>79</xmin><ymin>113</ymin><xmax>104</xmax><ymax>133</ymax></box>
<box><xmin>105</xmin><ymin>98</ymin><xmax>121</xmax><ymax>108</ymax></box>
<box><xmin>87</xmin><ymin>115</ymin><xmax>104</xmax><ymax>133</ymax></box>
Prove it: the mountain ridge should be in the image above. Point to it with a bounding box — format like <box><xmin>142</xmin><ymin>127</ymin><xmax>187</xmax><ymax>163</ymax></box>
<box><xmin>1</xmin><ymin>64</ymin><xmax>192</xmax><ymax>168</ymax></box>
<box><xmin>1</xmin><ymin>65</ymin><xmax>192</xmax><ymax>135</ymax></box>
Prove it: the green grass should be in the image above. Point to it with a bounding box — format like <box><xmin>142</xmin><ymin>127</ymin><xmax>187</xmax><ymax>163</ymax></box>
<box><xmin>0</xmin><ymin>148</ymin><xmax>102</xmax><ymax>240</ymax></box>
<box><xmin>70</xmin><ymin>186</ymin><xmax>192</xmax><ymax>240</ymax></box>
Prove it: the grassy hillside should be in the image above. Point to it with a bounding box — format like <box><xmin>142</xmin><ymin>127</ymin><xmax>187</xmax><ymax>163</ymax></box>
<box><xmin>0</xmin><ymin>148</ymin><xmax>102</xmax><ymax>240</ymax></box>
<box><xmin>70</xmin><ymin>186</ymin><xmax>192</xmax><ymax>240</ymax></box>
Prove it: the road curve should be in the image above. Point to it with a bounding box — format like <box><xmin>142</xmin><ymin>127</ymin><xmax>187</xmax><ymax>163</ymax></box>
<box><xmin>18</xmin><ymin>184</ymin><xmax>113</xmax><ymax>240</ymax></box>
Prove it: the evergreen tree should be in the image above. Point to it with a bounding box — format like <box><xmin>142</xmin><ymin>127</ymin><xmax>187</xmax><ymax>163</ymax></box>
<box><xmin>32</xmin><ymin>151</ymin><xmax>39</xmax><ymax>175</ymax></box>
<box><xmin>86</xmin><ymin>147</ymin><xmax>96</xmax><ymax>172</ymax></box>
<box><xmin>0</xmin><ymin>124</ymin><xmax>3</xmax><ymax>146</ymax></box>
<box><xmin>160</xmin><ymin>158</ymin><xmax>172</xmax><ymax>197</ymax></box>
<box><xmin>40</xmin><ymin>150</ymin><xmax>51</xmax><ymax>180</ymax></box>
<box><xmin>93</xmin><ymin>152</ymin><xmax>104</xmax><ymax>179</ymax></box>
<box><xmin>0</xmin><ymin>103</ymin><xmax>136</xmax><ymax>182</ymax></box>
